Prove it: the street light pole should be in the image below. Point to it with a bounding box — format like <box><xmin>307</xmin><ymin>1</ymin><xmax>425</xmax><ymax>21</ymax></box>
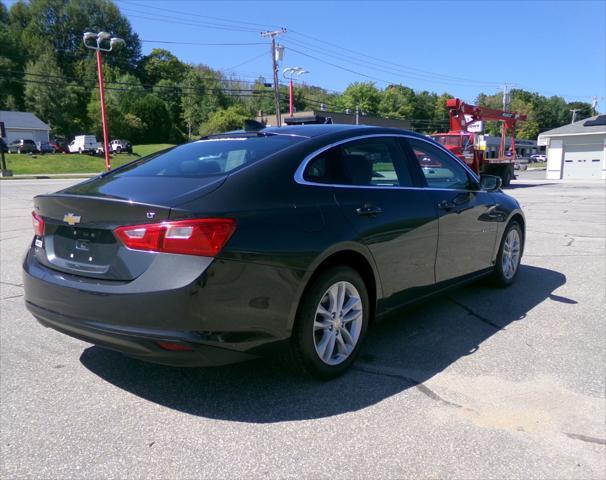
<box><xmin>283</xmin><ymin>67</ymin><xmax>309</xmax><ymax>117</ymax></box>
<box><xmin>95</xmin><ymin>49</ymin><xmax>110</xmax><ymax>171</ymax></box>
<box><xmin>83</xmin><ymin>32</ymin><xmax>124</xmax><ymax>171</ymax></box>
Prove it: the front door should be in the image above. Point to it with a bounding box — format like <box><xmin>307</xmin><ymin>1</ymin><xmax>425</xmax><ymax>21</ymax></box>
<box><xmin>404</xmin><ymin>138</ymin><xmax>498</xmax><ymax>283</ymax></box>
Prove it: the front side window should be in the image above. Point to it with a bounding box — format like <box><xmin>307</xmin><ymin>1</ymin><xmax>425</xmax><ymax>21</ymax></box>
<box><xmin>408</xmin><ymin>138</ymin><xmax>471</xmax><ymax>190</ymax></box>
<box><xmin>304</xmin><ymin>137</ymin><xmax>412</xmax><ymax>187</ymax></box>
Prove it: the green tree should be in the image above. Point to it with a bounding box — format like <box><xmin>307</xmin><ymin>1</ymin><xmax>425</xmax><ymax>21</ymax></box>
<box><xmin>9</xmin><ymin>0</ymin><xmax>141</xmax><ymax>76</ymax></box>
<box><xmin>0</xmin><ymin>2</ymin><xmax>24</xmax><ymax>109</ymax></box>
<box><xmin>23</xmin><ymin>52</ymin><xmax>80</xmax><ymax>136</ymax></box>
<box><xmin>340</xmin><ymin>82</ymin><xmax>381</xmax><ymax>115</ymax></box>
<box><xmin>199</xmin><ymin>105</ymin><xmax>250</xmax><ymax>136</ymax></box>
<box><xmin>248</xmin><ymin>77</ymin><xmax>276</xmax><ymax>117</ymax></box>
<box><xmin>378</xmin><ymin>84</ymin><xmax>416</xmax><ymax>119</ymax></box>
<box><xmin>566</xmin><ymin>101</ymin><xmax>593</xmax><ymax>122</ymax></box>
<box><xmin>140</xmin><ymin>48</ymin><xmax>188</xmax><ymax>85</ymax></box>
<box><xmin>130</xmin><ymin>94</ymin><xmax>171</xmax><ymax>143</ymax></box>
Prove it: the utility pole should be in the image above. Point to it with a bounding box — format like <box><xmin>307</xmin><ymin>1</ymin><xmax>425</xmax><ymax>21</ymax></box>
<box><xmin>502</xmin><ymin>84</ymin><xmax>512</xmax><ymax>111</ymax></box>
<box><xmin>569</xmin><ymin>109</ymin><xmax>581</xmax><ymax>123</ymax></box>
<box><xmin>355</xmin><ymin>105</ymin><xmax>359</xmax><ymax>125</ymax></box>
<box><xmin>261</xmin><ymin>28</ymin><xmax>286</xmax><ymax>127</ymax></box>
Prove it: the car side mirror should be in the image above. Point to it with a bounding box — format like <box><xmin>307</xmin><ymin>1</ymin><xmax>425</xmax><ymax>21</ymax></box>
<box><xmin>480</xmin><ymin>174</ymin><xmax>502</xmax><ymax>192</ymax></box>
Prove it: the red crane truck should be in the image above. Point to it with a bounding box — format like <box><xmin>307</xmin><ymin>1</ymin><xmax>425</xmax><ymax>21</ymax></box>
<box><xmin>431</xmin><ymin>98</ymin><xmax>527</xmax><ymax>186</ymax></box>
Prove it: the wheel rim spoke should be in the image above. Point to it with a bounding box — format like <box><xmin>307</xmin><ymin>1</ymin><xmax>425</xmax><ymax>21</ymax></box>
<box><xmin>322</xmin><ymin>332</ymin><xmax>337</xmax><ymax>362</ymax></box>
<box><xmin>340</xmin><ymin>327</ymin><xmax>354</xmax><ymax>347</ymax></box>
<box><xmin>341</xmin><ymin>296</ymin><xmax>360</xmax><ymax>316</ymax></box>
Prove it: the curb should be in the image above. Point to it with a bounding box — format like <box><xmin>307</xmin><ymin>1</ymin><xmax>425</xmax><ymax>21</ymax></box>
<box><xmin>0</xmin><ymin>173</ymin><xmax>96</xmax><ymax>180</ymax></box>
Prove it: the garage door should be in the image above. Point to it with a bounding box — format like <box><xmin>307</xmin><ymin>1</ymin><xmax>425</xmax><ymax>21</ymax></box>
<box><xmin>563</xmin><ymin>143</ymin><xmax>603</xmax><ymax>179</ymax></box>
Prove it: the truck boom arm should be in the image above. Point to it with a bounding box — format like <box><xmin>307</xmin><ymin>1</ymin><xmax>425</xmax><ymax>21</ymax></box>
<box><xmin>445</xmin><ymin>98</ymin><xmax>527</xmax><ymax>132</ymax></box>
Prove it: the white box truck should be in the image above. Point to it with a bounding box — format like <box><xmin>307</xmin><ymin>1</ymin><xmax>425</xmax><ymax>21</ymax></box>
<box><xmin>68</xmin><ymin>135</ymin><xmax>97</xmax><ymax>153</ymax></box>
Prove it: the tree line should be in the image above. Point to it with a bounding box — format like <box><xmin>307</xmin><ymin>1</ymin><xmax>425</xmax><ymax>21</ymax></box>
<box><xmin>0</xmin><ymin>0</ymin><xmax>594</xmax><ymax>143</ymax></box>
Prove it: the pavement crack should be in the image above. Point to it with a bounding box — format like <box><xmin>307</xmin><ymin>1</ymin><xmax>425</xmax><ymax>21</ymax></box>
<box><xmin>564</xmin><ymin>235</ymin><xmax>575</xmax><ymax>247</ymax></box>
<box><xmin>564</xmin><ymin>432</ymin><xmax>606</xmax><ymax>446</ymax></box>
<box><xmin>2</xmin><ymin>294</ymin><xmax>24</xmax><ymax>300</ymax></box>
<box><xmin>447</xmin><ymin>297</ymin><xmax>503</xmax><ymax>330</ymax></box>
<box><xmin>354</xmin><ymin>363</ymin><xmax>463</xmax><ymax>409</ymax></box>
<box><xmin>0</xmin><ymin>281</ymin><xmax>24</xmax><ymax>288</ymax></box>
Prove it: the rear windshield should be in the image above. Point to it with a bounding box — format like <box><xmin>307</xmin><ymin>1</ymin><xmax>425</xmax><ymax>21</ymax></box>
<box><xmin>114</xmin><ymin>135</ymin><xmax>305</xmax><ymax>178</ymax></box>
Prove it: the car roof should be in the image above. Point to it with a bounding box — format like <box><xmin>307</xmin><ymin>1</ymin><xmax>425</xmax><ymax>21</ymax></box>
<box><xmin>260</xmin><ymin>123</ymin><xmax>427</xmax><ymax>140</ymax></box>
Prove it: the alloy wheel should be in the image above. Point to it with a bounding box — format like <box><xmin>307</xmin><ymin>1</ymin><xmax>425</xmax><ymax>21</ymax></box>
<box><xmin>502</xmin><ymin>228</ymin><xmax>521</xmax><ymax>280</ymax></box>
<box><xmin>313</xmin><ymin>281</ymin><xmax>363</xmax><ymax>365</ymax></box>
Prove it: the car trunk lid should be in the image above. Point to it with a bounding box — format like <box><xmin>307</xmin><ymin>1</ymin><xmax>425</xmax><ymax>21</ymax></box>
<box><xmin>33</xmin><ymin>194</ymin><xmax>173</xmax><ymax>281</ymax></box>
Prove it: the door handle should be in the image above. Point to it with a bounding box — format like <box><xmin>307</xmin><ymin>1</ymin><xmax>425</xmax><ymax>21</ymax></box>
<box><xmin>356</xmin><ymin>205</ymin><xmax>383</xmax><ymax>217</ymax></box>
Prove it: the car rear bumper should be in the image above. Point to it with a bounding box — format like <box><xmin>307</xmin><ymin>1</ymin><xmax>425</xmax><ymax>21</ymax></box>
<box><xmin>23</xmin><ymin>248</ymin><xmax>301</xmax><ymax>366</ymax></box>
<box><xmin>29</xmin><ymin>302</ymin><xmax>257</xmax><ymax>366</ymax></box>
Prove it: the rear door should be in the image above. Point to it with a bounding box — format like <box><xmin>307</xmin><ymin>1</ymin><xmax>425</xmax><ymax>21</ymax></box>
<box><xmin>301</xmin><ymin>136</ymin><xmax>438</xmax><ymax>308</ymax></box>
<box><xmin>403</xmin><ymin>137</ymin><xmax>498</xmax><ymax>283</ymax></box>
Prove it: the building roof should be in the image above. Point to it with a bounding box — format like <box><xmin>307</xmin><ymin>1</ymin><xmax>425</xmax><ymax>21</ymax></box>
<box><xmin>0</xmin><ymin>111</ymin><xmax>50</xmax><ymax>130</ymax></box>
<box><xmin>538</xmin><ymin>115</ymin><xmax>606</xmax><ymax>138</ymax></box>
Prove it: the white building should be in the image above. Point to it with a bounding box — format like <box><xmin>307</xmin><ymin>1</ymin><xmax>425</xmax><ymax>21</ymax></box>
<box><xmin>0</xmin><ymin>111</ymin><xmax>51</xmax><ymax>144</ymax></box>
<box><xmin>538</xmin><ymin>115</ymin><xmax>606</xmax><ymax>180</ymax></box>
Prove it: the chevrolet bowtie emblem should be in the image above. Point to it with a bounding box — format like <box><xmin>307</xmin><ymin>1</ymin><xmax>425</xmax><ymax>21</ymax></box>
<box><xmin>63</xmin><ymin>213</ymin><xmax>81</xmax><ymax>226</ymax></box>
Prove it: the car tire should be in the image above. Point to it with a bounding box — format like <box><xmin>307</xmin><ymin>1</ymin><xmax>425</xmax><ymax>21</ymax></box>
<box><xmin>501</xmin><ymin>166</ymin><xmax>512</xmax><ymax>187</ymax></box>
<box><xmin>285</xmin><ymin>266</ymin><xmax>369</xmax><ymax>380</ymax></box>
<box><xmin>491</xmin><ymin>221</ymin><xmax>523</xmax><ymax>287</ymax></box>
<box><xmin>116</xmin><ymin>146</ymin><xmax>122</xmax><ymax>153</ymax></box>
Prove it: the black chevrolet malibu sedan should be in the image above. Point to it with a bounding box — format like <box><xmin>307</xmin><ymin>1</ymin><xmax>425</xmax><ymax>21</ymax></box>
<box><xmin>23</xmin><ymin>125</ymin><xmax>524</xmax><ymax>379</ymax></box>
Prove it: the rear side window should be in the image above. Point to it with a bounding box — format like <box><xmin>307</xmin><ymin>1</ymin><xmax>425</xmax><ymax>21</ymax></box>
<box><xmin>115</xmin><ymin>135</ymin><xmax>304</xmax><ymax>178</ymax></box>
<box><xmin>304</xmin><ymin>137</ymin><xmax>412</xmax><ymax>187</ymax></box>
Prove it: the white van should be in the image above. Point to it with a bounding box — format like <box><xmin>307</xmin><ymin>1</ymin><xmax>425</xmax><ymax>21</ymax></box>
<box><xmin>68</xmin><ymin>135</ymin><xmax>98</xmax><ymax>153</ymax></box>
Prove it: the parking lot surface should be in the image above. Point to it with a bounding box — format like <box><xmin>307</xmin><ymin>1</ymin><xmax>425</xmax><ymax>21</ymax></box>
<box><xmin>1</xmin><ymin>173</ymin><xmax>605</xmax><ymax>479</ymax></box>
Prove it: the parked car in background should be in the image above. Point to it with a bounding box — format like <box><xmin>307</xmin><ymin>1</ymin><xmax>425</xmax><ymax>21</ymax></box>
<box><xmin>24</xmin><ymin>124</ymin><xmax>526</xmax><ymax>379</ymax></box>
<box><xmin>36</xmin><ymin>141</ymin><xmax>54</xmax><ymax>154</ymax></box>
<box><xmin>530</xmin><ymin>154</ymin><xmax>547</xmax><ymax>163</ymax></box>
<box><xmin>68</xmin><ymin>135</ymin><xmax>97</xmax><ymax>154</ymax></box>
<box><xmin>8</xmin><ymin>139</ymin><xmax>37</xmax><ymax>154</ymax></box>
<box><xmin>49</xmin><ymin>140</ymin><xmax>68</xmax><ymax>153</ymax></box>
<box><xmin>110</xmin><ymin>139</ymin><xmax>132</xmax><ymax>154</ymax></box>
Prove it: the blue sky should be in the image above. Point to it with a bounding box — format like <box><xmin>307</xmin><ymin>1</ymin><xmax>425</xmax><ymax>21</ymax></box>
<box><xmin>7</xmin><ymin>0</ymin><xmax>606</xmax><ymax>110</ymax></box>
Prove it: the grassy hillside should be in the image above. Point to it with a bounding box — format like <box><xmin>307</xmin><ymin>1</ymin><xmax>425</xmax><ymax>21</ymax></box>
<box><xmin>2</xmin><ymin>144</ymin><xmax>175</xmax><ymax>175</ymax></box>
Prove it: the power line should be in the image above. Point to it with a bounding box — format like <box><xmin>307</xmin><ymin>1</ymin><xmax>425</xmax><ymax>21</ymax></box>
<box><xmin>8</xmin><ymin>69</ymin><xmax>266</xmax><ymax>90</ymax></box>
<box><xmin>283</xmin><ymin>37</ymin><xmax>501</xmax><ymax>88</ymax></box>
<box><xmin>288</xmin><ymin>30</ymin><xmax>502</xmax><ymax>87</ymax></box>
<box><xmin>121</xmin><ymin>10</ymin><xmax>260</xmax><ymax>33</ymax></box>
<box><xmin>140</xmin><ymin>39</ymin><xmax>268</xmax><ymax>46</ymax></box>
<box><xmin>222</xmin><ymin>52</ymin><xmax>269</xmax><ymax>73</ymax></box>
<box><xmin>114</xmin><ymin>1</ymin><xmax>601</xmax><ymax>102</ymax></box>
<box><xmin>117</xmin><ymin>0</ymin><xmax>278</xmax><ymax>30</ymax></box>
<box><xmin>0</xmin><ymin>74</ymin><xmax>277</xmax><ymax>97</ymax></box>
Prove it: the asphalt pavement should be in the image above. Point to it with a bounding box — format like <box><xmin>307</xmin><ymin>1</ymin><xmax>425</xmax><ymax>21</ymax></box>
<box><xmin>1</xmin><ymin>172</ymin><xmax>605</xmax><ymax>479</ymax></box>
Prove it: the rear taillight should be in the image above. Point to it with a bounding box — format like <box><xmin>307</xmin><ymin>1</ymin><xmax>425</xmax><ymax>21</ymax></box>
<box><xmin>114</xmin><ymin>218</ymin><xmax>236</xmax><ymax>257</ymax></box>
<box><xmin>32</xmin><ymin>211</ymin><xmax>45</xmax><ymax>236</ymax></box>
<box><xmin>156</xmin><ymin>341</ymin><xmax>193</xmax><ymax>352</ymax></box>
